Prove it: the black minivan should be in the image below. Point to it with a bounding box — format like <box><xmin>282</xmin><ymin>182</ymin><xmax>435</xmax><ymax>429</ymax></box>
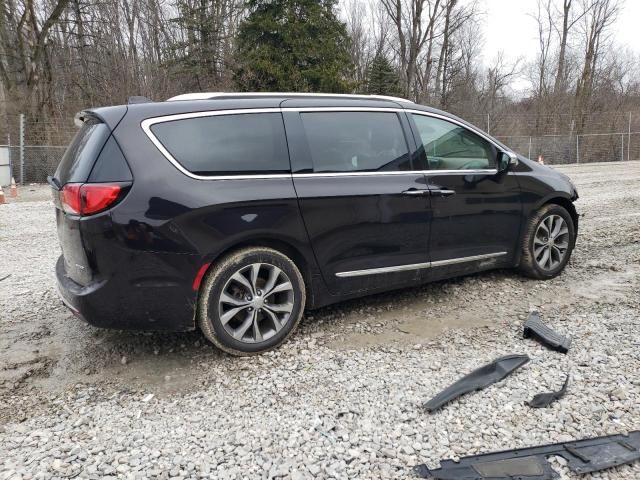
<box><xmin>50</xmin><ymin>93</ymin><xmax>579</xmax><ymax>355</ymax></box>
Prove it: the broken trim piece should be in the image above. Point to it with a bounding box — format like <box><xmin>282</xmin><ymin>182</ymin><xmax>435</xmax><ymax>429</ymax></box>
<box><xmin>527</xmin><ymin>375</ymin><xmax>570</xmax><ymax>408</ymax></box>
<box><xmin>423</xmin><ymin>354</ymin><xmax>530</xmax><ymax>413</ymax></box>
<box><xmin>523</xmin><ymin>311</ymin><xmax>571</xmax><ymax>353</ymax></box>
<box><xmin>415</xmin><ymin>431</ymin><xmax>640</xmax><ymax>479</ymax></box>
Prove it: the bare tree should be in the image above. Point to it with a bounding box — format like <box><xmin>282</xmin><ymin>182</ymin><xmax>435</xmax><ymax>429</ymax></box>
<box><xmin>0</xmin><ymin>0</ymin><xmax>71</xmax><ymax>117</ymax></box>
<box><xmin>574</xmin><ymin>0</ymin><xmax>620</xmax><ymax>131</ymax></box>
<box><xmin>370</xmin><ymin>0</ymin><xmax>392</xmax><ymax>59</ymax></box>
<box><xmin>532</xmin><ymin>0</ymin><xmax>555</xmax><ymax>99</ymax></box>
<box><xmin>423</xmin><ymin>0</ymin><xmax>476</xmax><ymax>107</ymax></box>
<box><xmin>481</xmin><ymin>53</ymin><xmax>522</xmax><ymax>128</ymax></box>
<box><xmin>344</xmin><ymin>0</ymin><xmax>370</xmax><ymax>91</ymax></box>
<box><xmin>380</xmin><ymin>0</ymin><xmax>442</xmax><ymax>98</ymax></box>
<box><xmin>552</xmin><ymin>0</ymin><xmax>591</xmax><ymax>94</ymax></box>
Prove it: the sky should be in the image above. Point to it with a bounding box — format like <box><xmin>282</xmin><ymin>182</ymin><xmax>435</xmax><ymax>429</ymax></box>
<box><xmin>339</xmin><ymin>0</ymin><xmax>640</xmax><ymax>94</ymax></box>
<box><xmin>483</xmin><ymin>0</ymin><xmax>640</xmax><ymax>72</ymax></box>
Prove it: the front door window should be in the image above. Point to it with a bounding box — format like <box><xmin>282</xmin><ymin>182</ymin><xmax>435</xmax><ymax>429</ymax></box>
<box><xmin>411</xmin><ymin>114</ymin><xmax>497</xmax><ymax>171</ymax></box>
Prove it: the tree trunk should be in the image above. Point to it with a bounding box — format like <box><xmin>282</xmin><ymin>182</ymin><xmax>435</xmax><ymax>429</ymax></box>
<box><xmin>553</xmin><ymin>0</ymin><xmax>571</xmax><ymax>94</ymax></box>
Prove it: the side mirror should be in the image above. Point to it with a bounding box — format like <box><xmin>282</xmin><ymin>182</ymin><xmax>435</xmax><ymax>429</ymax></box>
<box><xmin>497</xmin><ymin>151</ymin><xmax>518</xmax><ymax>172</ymax></box>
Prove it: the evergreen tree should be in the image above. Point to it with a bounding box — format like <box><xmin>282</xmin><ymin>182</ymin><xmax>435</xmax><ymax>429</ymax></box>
<box><xmin>235</xmin><ymin>0</ymin><xmax>352</xmax><ymax>92</ymax></box>
<box><xmin>171</xmin><ymin>0</ymin><xmax>240</xmax><ymax>90</ymax></box>
<box><xmin>367</xmin><ymin>55</ymin><xmax>402</xmax><ymax>97</ymax></box>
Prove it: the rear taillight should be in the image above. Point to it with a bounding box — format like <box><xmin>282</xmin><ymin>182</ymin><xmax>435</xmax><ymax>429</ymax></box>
<box><xmin>61</xmin><ymin>183</ymin><xmax>124</xmax><ymax>216</ymax></box>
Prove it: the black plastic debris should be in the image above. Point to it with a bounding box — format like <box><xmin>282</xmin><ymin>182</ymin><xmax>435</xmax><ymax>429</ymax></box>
<box><xmin>415</xmin><ymin>431</ymin><xmax>640</xmax><ymax>479</ymax></box>
<box><xmin>423</xmin><ymin>354</ymin><xmax>530</xmax><ymax>413</ymax></box>
<box><xmin>523</xmin><ymin>311</ymin><xmax>571</xmax><ymax>353</ymax></box>
<box><xmin>527</xmin><ymin>375</ymin><xmax>570</xmax><ymax>408</ymax></box>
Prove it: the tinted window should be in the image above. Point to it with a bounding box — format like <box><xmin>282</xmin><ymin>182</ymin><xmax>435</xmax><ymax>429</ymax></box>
<box><xmin>88</xmin><ymin>136</ymin><xmax>133</xmax><ymax>182</ymax></box>
<box><xmin>151</xmin><ymin>113</ymin><xmax>289</xmax><ymax>175</ymax></box>
<box><xmin>300</xmin><ymin>112</ymin><xmax>410</xmax><ymax>173</ymax></box>
<box><xmin>411</xmin><ymin>114</ymin><xmax>496</xmax><ymax>170</ymax></box>
<box><xmin>55</xmin><ymin>120</ymin><xmax>111</xmax><ymax>184</ymax></box>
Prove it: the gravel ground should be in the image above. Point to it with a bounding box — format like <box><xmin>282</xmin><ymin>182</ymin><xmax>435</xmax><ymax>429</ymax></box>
<box><xmin>1</xmin><ymin>161</ymin><xmax>639</xmax><ymax>479</ymax></box>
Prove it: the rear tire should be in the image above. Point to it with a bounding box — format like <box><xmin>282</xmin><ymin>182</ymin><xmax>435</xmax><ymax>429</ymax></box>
<box><xmin>198</xmin><ymin>247</ymin><xmax>306</xmax><ymax>356</ymax></box>
<box><xmin>519</xmin><ymin>204</ymin><xmax>576</xmax><ymax>280</ymax></box>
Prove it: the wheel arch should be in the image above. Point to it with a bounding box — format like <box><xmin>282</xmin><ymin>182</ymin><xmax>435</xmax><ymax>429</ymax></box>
<box><xmin>516</xmin><ymin>194</ymin><xmax>579</xmax><ymax>268</ymax></box>
<box><xmin>539</xmin><ymin>195</ymin><xmax>579</xmax><ymax>238</ymax></box>
<box><xmin>195</xmin><ymin>236</ymin><xmax>317</xmax><ymax>309</ymax></box>
<box><xmin>223</xmin><ymin>238</ymin><xmax>312</xmax><ymax>284</ymax></box>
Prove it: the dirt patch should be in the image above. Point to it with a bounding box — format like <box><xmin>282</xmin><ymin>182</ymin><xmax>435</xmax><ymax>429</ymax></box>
<box><xmin>326</xmin><ymin>291</ymin><xmax>497</xmax><ymax>349</ymax></box>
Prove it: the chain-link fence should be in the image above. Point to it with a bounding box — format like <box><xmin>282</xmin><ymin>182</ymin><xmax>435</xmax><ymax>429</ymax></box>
<box><xmin>0</xmin><ymin>145</ymin><xmax>67</xmax><ymax>185</ymax></box>
<box><xmin>497</xmin><ymin>132</ymin><xmax>640</xmax><ymax>165</ymax></box>
<box><xmin>0</xmin><ymin>113</ymin><xmax>76</xmax><ymax>186</ymax></box>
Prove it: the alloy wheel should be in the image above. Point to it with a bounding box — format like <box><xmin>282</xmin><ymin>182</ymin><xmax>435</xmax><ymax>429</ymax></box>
<box><xmin>533</xmin><ymin>214</ymin><xmax>570</xmax><ymax>271</ymax></box>
<box><xmin>218</xmin><ymin>263</ymin><xmax>295</xmax><ymax>344</ymax></box>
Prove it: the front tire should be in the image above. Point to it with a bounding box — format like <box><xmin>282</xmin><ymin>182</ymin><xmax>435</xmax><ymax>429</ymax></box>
<box><xmin>519</xmin><ymin>204</ymin><xmax>576</xmax><ymax>279</ymax></box>
<box><xmin>198</xmin><ymin>247</ymin><xmax>306</xmax><ymax>356</ymax></box>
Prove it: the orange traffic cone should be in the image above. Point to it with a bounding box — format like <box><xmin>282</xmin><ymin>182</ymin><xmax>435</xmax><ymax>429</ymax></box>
<box><xmin>0</xmin><ymin>188</ymin><xmax>5</xmax><ymax>205</ymax></box>
<box><xmin>9</xmin><ymin>177</ymin><xmax>17</xmax><ymax>197</ymax></box>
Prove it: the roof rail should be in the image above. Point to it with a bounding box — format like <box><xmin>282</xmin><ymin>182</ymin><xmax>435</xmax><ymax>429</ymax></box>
<box><xmin>166</xmin><ymin>92</ymin><xmax>413</xmax><ymax>104</ymax></box>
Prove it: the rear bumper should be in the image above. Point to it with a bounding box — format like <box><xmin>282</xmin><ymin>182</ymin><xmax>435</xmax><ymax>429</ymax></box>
<box><xmin>55</xmin><ymin>257</ymin><xmax>104</xmax><ymax>324</ymax></box>
<box><xmin>55</xmin><ymin>256</ymin><xmax>196</xmax><ymax>331</ymax></box>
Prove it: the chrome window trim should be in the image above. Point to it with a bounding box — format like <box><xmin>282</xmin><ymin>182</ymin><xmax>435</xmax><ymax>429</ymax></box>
<box><xmin>291</xmin><ymin>169</ymin><xmax>497</xmax><ymax>178</ymax></box>
<box><xmin>287</xmin><ymin>107</ymin><xmax>508</xmax><ymax>153</ymax></box>
<box><xmin>142</xmin><ymin>107</ymin><xmax>282</xmax><ymax>125</ymax></box>
<box><xmin>428</xmin><ymin>168</ymin><xmax>498</xmax><ymax>175</ymax></box>
<box><xmin>141</xmin><ymin>108</ymin><xmax>291</xmax><ymax>181</ymax></box>
<box><xmin>406</xmin><ymin>109</ymin><xmax>511</xmax><ymax>164</ymax></box>
<box><xmin>140</xmin><ymin>106</ymin><xmax>509</xmax><ymax>180</ymax></box>
<box><xmin>335</xmin><ymin>252</ymin><xmax>507</xmax><ymax>278</ymax></box>
<box><xmin>289</xmin><ymin>108</ymin><xmax>502</xmax><ymax>175</ymax></box>
<box><xmin>293</xmin><ymin>170</ymin><xmax>423</xmax><ymax>178</ymax></box>
<box><xmin>288</xmin><ymin>106</ymin><xmax>401</xmax><ymax>112</ymax></box>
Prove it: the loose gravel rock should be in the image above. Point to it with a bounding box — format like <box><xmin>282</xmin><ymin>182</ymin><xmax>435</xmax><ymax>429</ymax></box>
<box><xmin>1</xmin><ymin>161</ymin><xmax>639</xmax><ymax>479</ymax></box>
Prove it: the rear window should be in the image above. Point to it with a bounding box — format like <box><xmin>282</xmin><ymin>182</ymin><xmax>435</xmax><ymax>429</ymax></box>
<box><xmin>150</xmin><ymin>113</ymin><xmax>290</xmax><ymax>176</ymax></box>
<box><xmin>300</xmin><ymin>112</ymin><xmax>410</xmax><ymax>173</ymax></box>
<box><xmin>55</xmin><ymin>119</ymin><xmax>111</xmax><ymax>184</ymax></box>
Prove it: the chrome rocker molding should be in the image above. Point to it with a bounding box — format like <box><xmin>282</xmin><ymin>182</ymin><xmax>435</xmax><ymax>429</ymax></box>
<box><xmin>335</xmin><ymin>252</ymin><xmax>507</xmax><ymax>278</ymax></box>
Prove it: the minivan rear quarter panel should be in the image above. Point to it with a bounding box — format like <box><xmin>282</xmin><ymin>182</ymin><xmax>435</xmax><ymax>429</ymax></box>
<box><xmin>100</xmin><ymin>100</ymin><xmax>319</xmax><ymax>329</ymax></box>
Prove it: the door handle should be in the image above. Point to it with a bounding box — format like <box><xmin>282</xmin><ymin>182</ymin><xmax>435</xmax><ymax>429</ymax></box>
<box><xmin>401</xmin><ymin>188</ymin><xmax>430</xmax><ymax>196</ymax></box>
<box><xmin>430</xmin><ymin>189</ymin><xmax>456</xmax><ymax>197</ymax></box>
